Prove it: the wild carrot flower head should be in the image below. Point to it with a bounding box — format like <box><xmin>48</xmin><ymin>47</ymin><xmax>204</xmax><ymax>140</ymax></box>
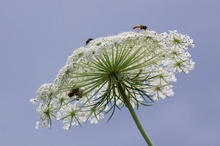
<box><xmin>31</xmin><ymin>30</ymin><xmax>194</xmax><ymax>130</ymax></box>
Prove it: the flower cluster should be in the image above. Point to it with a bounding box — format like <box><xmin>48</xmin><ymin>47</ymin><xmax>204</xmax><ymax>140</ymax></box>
<box><xmin>30</xmin><ymin>30</ymin><xmax>195</xmax><ymax>130</ymax></box>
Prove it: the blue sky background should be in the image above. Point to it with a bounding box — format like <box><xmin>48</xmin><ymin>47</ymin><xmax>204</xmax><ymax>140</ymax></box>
<box><xmin>0</xmin><ymin>0</ymin><xmax>219</xmax><ymax>146</ymax></box>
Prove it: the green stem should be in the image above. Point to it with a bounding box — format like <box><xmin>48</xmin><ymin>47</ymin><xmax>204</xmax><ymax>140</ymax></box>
<box><xmin>117</xmin><ymin>82</ymin><xmax>153</xmax><ymax>146</ymax></box>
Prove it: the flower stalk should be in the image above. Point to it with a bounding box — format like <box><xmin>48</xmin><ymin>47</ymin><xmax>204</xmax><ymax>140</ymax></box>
<box><xmin>117</xmin><ymin>80</ymin><xmax>153</xmax><ymax>146</ymax></box>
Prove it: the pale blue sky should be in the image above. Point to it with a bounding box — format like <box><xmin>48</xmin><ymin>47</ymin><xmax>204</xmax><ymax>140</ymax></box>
<box><xmin>0</xmin><ymin>0</ymin><xmax>220</xmax><ymax>146</ymax></box>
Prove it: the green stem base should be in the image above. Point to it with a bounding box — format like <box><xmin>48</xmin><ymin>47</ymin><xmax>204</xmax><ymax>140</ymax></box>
<box><xmin>117</xmin><ymin>82</ymin><xmax>153</xmax><ymax>146</ymax></box>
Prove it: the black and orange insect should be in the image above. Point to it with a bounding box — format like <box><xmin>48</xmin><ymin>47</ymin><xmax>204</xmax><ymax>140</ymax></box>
<box><xmin>132</xmin><ymin>25</ymin><xmax>147</xmax><ymax>31</ymax></box>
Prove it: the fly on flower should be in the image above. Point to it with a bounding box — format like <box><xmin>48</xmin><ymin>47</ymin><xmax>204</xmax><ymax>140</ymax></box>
<box><xmin>85</xmin><ymin>38</ymin><xmax>93</xmax><ymax>45</ymax></box>
<box><xmin>133</xmin><ymin>25</ymin><xmax>147</xmax><ymax>31</ymax></box>
<box><xmin>68</xmin><ymin>88</ymin><xmax>83</xmax><ymax>100</ymax></box>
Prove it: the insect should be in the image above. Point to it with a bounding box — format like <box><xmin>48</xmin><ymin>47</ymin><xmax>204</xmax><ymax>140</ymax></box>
<box><xmin>68</xmin><ymin>88</ymin><xmax>83</xmax><ymax>100</ymax></box>
<box><xmin>85</xmin><ymin>38</ymin><xmax>93</xmax><ymax>45</ymax></box>
<box><xmin>132</xmin><ymin>25</ymin><xmax>147</xmax><ymax>31</ymax></box>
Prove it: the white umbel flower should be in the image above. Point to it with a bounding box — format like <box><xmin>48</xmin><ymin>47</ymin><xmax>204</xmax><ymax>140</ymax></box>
<box><xmin>31</xmin><ymin>30</ymin><xmax>195</xmax><ymax>129</ymax></box>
